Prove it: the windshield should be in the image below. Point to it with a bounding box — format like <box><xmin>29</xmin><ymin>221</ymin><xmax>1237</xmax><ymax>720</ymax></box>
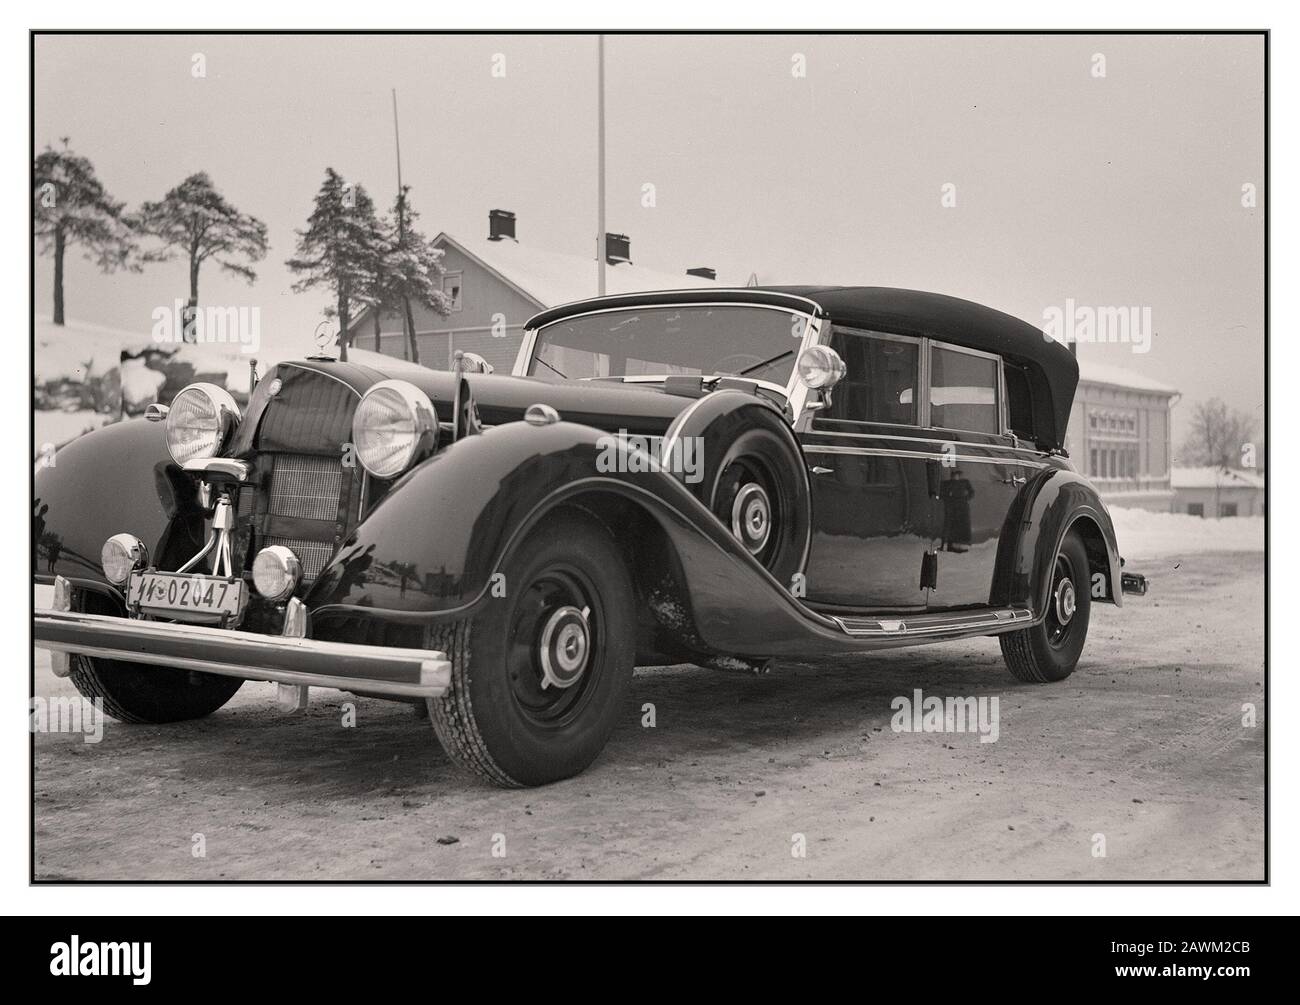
<box><xmin>527</xmin><ymin>305</ymin><xmax>810</xmax><ymax>387</ymax></box>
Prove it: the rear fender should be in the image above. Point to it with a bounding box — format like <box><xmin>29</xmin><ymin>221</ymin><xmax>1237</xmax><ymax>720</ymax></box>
<box><xmin>1001</xmin><ymin>468</ymin><xmax>1123</xmax><ymax>618</ymax></box>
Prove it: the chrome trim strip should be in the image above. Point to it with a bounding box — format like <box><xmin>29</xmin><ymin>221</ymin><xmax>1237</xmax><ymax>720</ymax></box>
<box><xmin>801</xmin><ymin>429</ymin><xmax>1049</xmax><ymax>457</ymax></box>
<box><xmin>581</xmin><ymin>373</ymin><xmax>791</xmax><ymax>398</ymax></box>
<box><xmin>660</xmin><ymin>391</ymin><xmax>726</xmax><ymax>463</ymax></box>
<box><xmin>182</xmin><ymin>456</ymin><xmax>253</xmax><ymax>481</ymax></box>
<box><xmin>831</xmin><ymin>607</ymin><xmax>1032</xmax><ymax>637</ymax></box>
<box><xmin>526</xmin><ymin>289</ymin><xmax>827</xmax><ymax>326</ymax></box>
<box><xmin>34</xmin><ymin>608</ymin><xmax>452</xmax><ymax>699</ymax></box>
<box><xmin>801</xmin><ymin>444</ymin><xmax>1048</xmax><ymax>468</ymax></box>
<box><xmin>279</xmin><ymin>361</ymin><xmax>365</xmax><ymax>398</ymax></box>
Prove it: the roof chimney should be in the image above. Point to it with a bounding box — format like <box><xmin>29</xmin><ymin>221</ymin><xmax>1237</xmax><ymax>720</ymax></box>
<box><xmin>686</xmin><ymin>267</ymin><xmax>716</xmax><ymax>280</ymax></box>
<box><xmin>488</xmin><ymin>209</ymin><xmax>516</xmax><ymax>242</ymax></box>
<box><xmin>604</xmin><ymin>232</ymin><xmax>631</xmax><ymax>265</ymax></box>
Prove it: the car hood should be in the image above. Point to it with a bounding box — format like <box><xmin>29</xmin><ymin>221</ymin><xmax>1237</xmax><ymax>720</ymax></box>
<box><xmin>267</xmin><ymin>356</ymin><xmax>699</xmax><ymax>438</ymax></box>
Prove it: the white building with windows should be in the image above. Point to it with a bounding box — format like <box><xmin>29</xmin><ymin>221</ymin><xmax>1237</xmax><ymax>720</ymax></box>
<box><xmin>1063</xmin><ymin>358</ymin><xmax>1179</xmax><ymax>512</ymax></box>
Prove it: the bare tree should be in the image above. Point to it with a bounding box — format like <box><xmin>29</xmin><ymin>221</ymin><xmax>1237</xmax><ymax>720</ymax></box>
<box><xmin>33</xmin><ymin>139</ymin><xmax>138</xmax><ymax>325</ymax></box>
<box><xmin>1180</xmin><ymin>398</ymin><xmax>1256</xmax><ymax>469</ymax></box>
<box><xmin>133</xmin><ymin>172</ymin><xmax>268</xmax><ymax>306</ymax></box>
<box><xmin>1180</xmin><ymin>398</ymin><xmax>1258</xmax><ymax>517</ymax></box>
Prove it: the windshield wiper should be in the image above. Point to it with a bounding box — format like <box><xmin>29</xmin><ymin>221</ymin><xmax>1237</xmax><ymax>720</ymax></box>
<box><xmin>736</xmin><ymin>349</ymin><xmax>795</xmax><ymax>377</ymax></box>
<box><xmin>533</xmin><ymin>355</ymin><xmax>567</xmax><ymax>379</ymax></box>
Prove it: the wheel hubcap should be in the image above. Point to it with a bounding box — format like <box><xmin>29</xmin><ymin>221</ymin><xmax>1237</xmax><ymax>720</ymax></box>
<box><xmin>1054</xmin><ymin>578</ymin><xmax>1076</xmax><ymax>625</ymax></box>
<box><xmin>732</xmin><ymin>482</ymin><xmax>771</xmax><ymax>555</ymax></box>
<box><xmin>538</xmin><ymin>605</ymin><xmax>590</xmax><ymax>690</ymax></box>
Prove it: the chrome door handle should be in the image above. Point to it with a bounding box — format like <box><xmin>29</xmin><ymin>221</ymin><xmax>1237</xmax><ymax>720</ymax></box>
<box><xmin>1002</xmin><ymin>475</ymin><xmax>1026</xmax><ymax>486</ymax></box>
<box><xmin>810</xmin><ymin>466</ymin><xmax>834</xmax><ymax>475</ymax></box>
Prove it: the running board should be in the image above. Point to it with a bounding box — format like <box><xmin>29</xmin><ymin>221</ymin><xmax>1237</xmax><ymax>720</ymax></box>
<box><xmin>830</xmin><ymin>607</ymin><xmax>1033</xmax><ymax>638</ymax></box>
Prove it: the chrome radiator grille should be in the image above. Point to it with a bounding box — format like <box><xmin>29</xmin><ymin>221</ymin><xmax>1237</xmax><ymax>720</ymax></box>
<box><xmin>267</xmin><ymin>455</ymin><xmax>344</xmax><ymax>522</ymax></box>
<box><xmin>260</xmin><ymin>453</ymin><xmax>351</xmax><ymax>583</ymax></box>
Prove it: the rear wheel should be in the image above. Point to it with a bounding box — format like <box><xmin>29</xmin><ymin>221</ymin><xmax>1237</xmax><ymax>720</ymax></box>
<box><xmin>999</xmin><ymin>530</ymin><xmax>1091</xmax><ymax>683</ymax></box>
<box><xmin>426</xmin><ymin>509</ymin><xmax>636</xmax><ymax>786</ymax></box>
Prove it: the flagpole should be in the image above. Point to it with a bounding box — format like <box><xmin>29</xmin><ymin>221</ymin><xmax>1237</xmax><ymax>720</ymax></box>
<box><xmin>597</xmin><ymin>34</ymin><xmax>606</xmax><ymax>297</ymax></box>
<box><xmin>392</xmin><ymin>88</ymin><xmax>404</xmax><ymax>197</ymax></box>
<box><xmin>392</xmin><ymin>88</ymin><xmax>416</xmax><ymax>362</ymax></box>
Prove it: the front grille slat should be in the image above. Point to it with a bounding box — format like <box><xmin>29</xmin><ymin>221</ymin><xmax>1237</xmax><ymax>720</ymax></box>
<box><xmin>262</xmin><ymin>536</ymin><xmax>336</xmax><ymax>583</ymax></box>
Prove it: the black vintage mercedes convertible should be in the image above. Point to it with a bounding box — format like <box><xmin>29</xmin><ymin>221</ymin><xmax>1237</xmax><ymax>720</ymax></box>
<box><xmin>34</xmin><ymin>287</ymin><xmax>1147</xmax><ymax>786</ymax></box>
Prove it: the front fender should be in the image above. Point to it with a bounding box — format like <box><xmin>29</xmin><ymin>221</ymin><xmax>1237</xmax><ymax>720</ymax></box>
<box><xmin>33</xmin><ymin>419</ymin><xmax>199</xmax><ymax>602</ymax></box>
<box><xmin>1003</xmin><ymin>467</ymin><xmax>1123</xmax><ymax>619</ymax></box>
<box><xmin>306</xmin><ymin>419</ymin><xmax>739</xmax><ymax>619</ymax></box>
<box><xmin>306</xmin><ymin>418</ymin><xmax>862</xmax><ymax>657</ymax></box>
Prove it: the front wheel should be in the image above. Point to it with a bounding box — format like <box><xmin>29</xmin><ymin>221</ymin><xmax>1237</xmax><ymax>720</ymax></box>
<box><xmin>68</xmin><ymin>654</ymin><xmax>243</xmax><ymax>723</ymax></box>
<box><xmin>426</xmin><ymin>509</ymin><xmax>636</xmax><ymax>787</ymax></box>
<box><xmin>999</xmin><ymin>530</ymin><xmax>1091</xmax><ymax>683</ymax></box>
<box><xmin>63</xmin><ymin>589</ymin><xmax>243</xmax><ymax>722</ymax></box>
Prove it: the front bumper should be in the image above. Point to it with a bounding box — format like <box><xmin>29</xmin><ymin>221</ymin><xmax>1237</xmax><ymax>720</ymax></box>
<box><xmin>34</xmin><ymin>578</ymin><xmax>451</xmax><ymax>699</ymax></box>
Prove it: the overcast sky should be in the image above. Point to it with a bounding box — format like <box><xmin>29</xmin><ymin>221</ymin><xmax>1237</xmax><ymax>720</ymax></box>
<box><xmin>34</xmin><ymin>33</ymin><xmax>1264</xmax><ymax>443</ymax></box>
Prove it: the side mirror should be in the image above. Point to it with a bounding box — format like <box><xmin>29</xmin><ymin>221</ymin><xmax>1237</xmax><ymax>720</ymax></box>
<box><xmin>796</xmin><ymin>345</ymin><xmax>846</xmax><ymax>410</ymax></box>
<box><xmin>453</xmin><ymin>350</ymin><xmax>495</xmax><ymax>375</ymax></box>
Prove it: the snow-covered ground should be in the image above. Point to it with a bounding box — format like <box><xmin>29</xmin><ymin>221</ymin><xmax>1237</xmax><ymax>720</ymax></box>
<box><xmin>1111</xmin><ymin>506</ymin><xmax>1264</xmax><ymax>559</ymax></box>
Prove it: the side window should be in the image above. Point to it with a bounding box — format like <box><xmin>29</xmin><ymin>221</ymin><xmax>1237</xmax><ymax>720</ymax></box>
<box><xmin>822</xmin><ymin>330</ymin><xmax>920</xmax><ymax>425</ymax></box>
<box><xmin>1003</xmin><ymin>363</ymin><xmax>1035</xmax><ymax>441</ymax></box>
<box><xmin>929</xmin><ymin>345</ymin><xmax>1000</xmax><ymax>435</ymax></box>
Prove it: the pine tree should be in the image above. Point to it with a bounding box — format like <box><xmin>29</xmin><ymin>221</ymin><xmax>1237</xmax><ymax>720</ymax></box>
<box><xmin>285</xmin><ymin>169</ymin><xmax>384</xmax><ymax>361</ymax></box>
<box><xmin>373</xmin><ymin>187</ymin><xmax>452</xmax><ymax>362</ymax></box>
<box><xmin>133</xmin><ymin>172</ymin><xmax>268</xmax><ymax>306</ymax></box>
<box><xmin>33</xmin><ymin>139</ymin><xmax>138</xmax><ymax>325</ymax></box>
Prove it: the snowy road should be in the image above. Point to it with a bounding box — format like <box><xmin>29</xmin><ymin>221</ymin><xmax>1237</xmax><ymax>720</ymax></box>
<box><xmin>32</xmin><ymin>550</ymin><xmax>1264</xmax><ymax>881</ymax></box>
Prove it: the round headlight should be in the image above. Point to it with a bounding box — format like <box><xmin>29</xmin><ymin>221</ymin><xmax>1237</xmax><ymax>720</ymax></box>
<box><xmin>165</xmin><ymin>383</ymin><xmax>241</xmax><ymax>465</ymax></box>
<box><xmin>351</xmin><ymin>380</ymin><xmax>438</xmax><ymax>478</ymax></box>
<box><xmin>796</xmin><ymin>345</ymin><xmax>847</xmax><ymax>390</ymax></box>
<box><xmin>101</xmin><ymin>533</ymin><xmax>148</xmax><ymax>585</ymax></box>
<box><xmin>252</xmin><ymin>545</ymin><xmax>301</xmax><ymax>601</ymax></box>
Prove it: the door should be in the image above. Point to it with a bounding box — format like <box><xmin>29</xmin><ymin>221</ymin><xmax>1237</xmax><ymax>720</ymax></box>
<box><xmin>923</xmin><ymin>343</ymin><xmax>1026</xmax><ymax>609</ymax></box>
<box><xmin>801</xmin><ymin>328</ymin><xmax>933</xmax><ymax>610</ymax></box>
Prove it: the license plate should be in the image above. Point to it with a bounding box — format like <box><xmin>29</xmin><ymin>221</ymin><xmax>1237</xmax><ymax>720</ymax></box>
<box><xmin>127</xmin><ymin>571</ymin><xmax>247</xmax><ymax>622</ymax></box>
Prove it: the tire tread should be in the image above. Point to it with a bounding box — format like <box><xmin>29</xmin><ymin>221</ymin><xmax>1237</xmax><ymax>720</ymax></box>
<box><xmin>425</xmin><ymin>621</ymin><xmax>521</xmax><ymax>788</ymax></box>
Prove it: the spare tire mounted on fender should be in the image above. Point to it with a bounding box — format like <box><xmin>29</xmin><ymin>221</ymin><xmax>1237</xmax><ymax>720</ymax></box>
<box><xmin>663</xmin><ymin>393</ymin><xmax>810</xmax><ymax>588</ymax></box>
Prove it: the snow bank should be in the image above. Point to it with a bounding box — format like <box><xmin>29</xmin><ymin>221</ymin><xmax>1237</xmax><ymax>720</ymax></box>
<box><xmin>34</xmin><ymin>316</ymin><xmax>146</xmax><ymax>386</ymax></box>
<box><xmin>1110</xmin><ymin>507</ymin><xmax>1264</xmax><ymax>560</ymax></box>
<box><xmin>121</xmin><ymin>357</ymin><xmax>166</xmax><ymax>408</ymax></box>
<box><xmin>36</xmin><ymin>315</ymin><xmax>247</xmax><ymax>393</ymax></box>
